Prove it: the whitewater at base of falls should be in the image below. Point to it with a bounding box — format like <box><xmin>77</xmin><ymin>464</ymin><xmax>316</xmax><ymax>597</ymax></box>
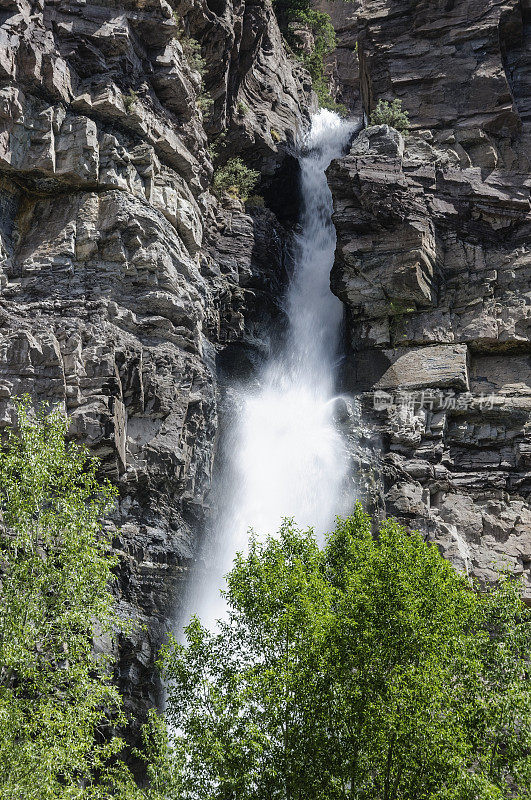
<box><xmin>178</xmin><ymin>110</ymin><xmax>356</xmax><ymax>632</ymax></box>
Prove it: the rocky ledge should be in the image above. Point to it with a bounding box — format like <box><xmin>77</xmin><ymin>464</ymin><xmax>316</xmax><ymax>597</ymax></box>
<box><xmin>327</xmin><ymin>0</ymin><xmax>530</xmax><ymax>596</ymax></box>
<box><xmin>0</xmin><ymin>0</ymin><xmax>529</xmax><ymax>743</ymax></box>
<box><xmin>0</xmin><ymin>0</ymin><xmax>312</xmax><ymax>733</ymax></box>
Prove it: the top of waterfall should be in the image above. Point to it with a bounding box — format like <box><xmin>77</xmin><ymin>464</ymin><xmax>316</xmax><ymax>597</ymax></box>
<box><xmin>302</xmin><ymin>109</ymin><xmax>359</xmax><ymax>163</ymax></box>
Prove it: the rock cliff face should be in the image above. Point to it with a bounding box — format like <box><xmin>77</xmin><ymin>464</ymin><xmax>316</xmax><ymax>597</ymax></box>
<box><xmin>327</xmin><ymin>0</ymin><xmax>531</xmax><ymax>594</ymax></box>
<box><xmin>0</xmin><ymin>0</ymin><xmax>312</xmax><ymax>729</ymax></box>
<box><xmin>1</xmin><ymin>0</ymin><xmax>530</xmax><ymax>739</ymax></box>
<box><xmin>315</xmin><ymin>0</ymin><xmax>361</xmax><ymax>111</ymax></box>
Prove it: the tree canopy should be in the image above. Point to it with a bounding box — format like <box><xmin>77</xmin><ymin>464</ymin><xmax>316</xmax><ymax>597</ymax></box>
<box><xmin>161</xmin><ymin>507</ymin><xmax>531</xmax><ymax>800</ymax></box>
<box><xmin>1</xmin><ymin>401</ymin><xmax>529</xmax><ymax>799</ymax></box>
<box><xmin>0</xmin><ymin>399</ymin><xmax>138</xmax><ymax>799</ymax></box>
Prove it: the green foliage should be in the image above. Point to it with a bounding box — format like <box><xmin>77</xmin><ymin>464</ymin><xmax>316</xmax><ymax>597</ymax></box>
<box><xmin>311</xmin><ymin>72</ymin><xmax>348</xmax><ymax>117</ymax></box>
<box><xmin>237</xmin><ymin>100</ymin><xmax>249</xmax><ymax>116</ymax></box>
<box><xmin>212</xmin><ymin>158</ymin><xmax>260</xmax><ymax>200</ymax></box>
<box><xmin>184</xmin><ymin>37</ymin><xmax>206</xmax><ymax>75</ymax></box>
<box><xmin>207</xmin><ymin>131</ymin><xmax>227</xmax><ymax>165</ymax></box>
<box><xmin>133</xmin><ymin>710</ymin><xmax>186</xmax><ymax>799</ymax></box>
<box><xmin>370</xmin><ymin>98</ymin><xmax>410</xmax><ymax>134</ymax></box>
<box><xmin>172</xmin><ymin>12</ymin><xmax>205</xmax><ymax>76</ymax></box>
<box><xmin>273</xmin><ymin>0</ymin><xmax>342</xmax><ymax>113</ymax></box>
<box><xmin>245</xmin><ymin>194</ymin><xmax>266</xmax><ymax>208</ymax></box>
<box><xmin>172</xmin><ymin>14</ymin><xmax>209</xmax><ymax>126</ymax></box>
<box><xmin>161</xmin><ymin>507</ymin><xmax>531</xmax><ymax>800</ymax></box>
<box><xmin>179</xmin><ymin>33</ymin><xmax>205</xmax><ymax>75</ymax></box>
<box><xmin>196</xmin><ymin>91</ymin><xmax>213</xmax><ymax>116</ymax></box>
<box><xmin>388</xmin><ymin>298</ymin><xmax>415</xmax><ymax>315</ymax></box>
<box><xmin>0</xmin><ymin>398</ymin><xmax>139</xmax><ymax>800</ymax></box>
<box><xmin>123</xmin><ymin>89</ymin><xmax>138</xmax><ymax>113</ymax></box>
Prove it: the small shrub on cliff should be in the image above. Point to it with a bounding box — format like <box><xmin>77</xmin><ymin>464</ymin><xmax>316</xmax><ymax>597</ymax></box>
<box><xmin>0</xmin><ymin>399</ymin><xmax>139</xmax><ymax>799</ymax></box>
<box><xmin>123</xmin><ymin>88</ymin><xmax>138</xmax><ymax>113</ymax></box>
<box><xmin>173</xmin><ymin>14</ymin><xmax>205</xmax><ymax>76</ymax></box>
<box><xmin>213</xmin><ymin>158</ymin><xmax>260</xmax><ymax>200</ymax></box>
<box><xmin>370</xmin><ymin>97</ymin><xmax>410</xmax><ymax>133</ymax></box>
<box><xmin>196</xmin><ymin>91</ymin><xmax>213</xmax><ymax>116</ymax></box>
<box><xmin>160</xmin><ymin>507</ymin><xmax>531</xmax><ymax>800</ymax></box>
<box><xmin>245</xmin><ymin>193</ymin><xmax>265</xmax><ymax>208</ymax></box>
<box><xmin>182</xmin><ymin>36</ymin><xmax>205</xmax><ymax>75</ymax></box>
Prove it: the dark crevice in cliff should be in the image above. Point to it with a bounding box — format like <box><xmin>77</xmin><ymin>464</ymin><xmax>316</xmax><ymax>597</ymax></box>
<box><xmin>261</xmin><ymin>153</ymin><xmax>303</xmax><ymax>225</ymax></box>
<box><xmin>500</xmin><ymin>1</ymin><xmax>531</xmax><ymax>125</ymax></box>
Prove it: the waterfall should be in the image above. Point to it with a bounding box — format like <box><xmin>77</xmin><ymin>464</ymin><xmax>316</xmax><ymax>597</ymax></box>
<box><xmin>179</xmin><ymin>110</ymin><xmax>355</xmax><ymax>631</ymax></box>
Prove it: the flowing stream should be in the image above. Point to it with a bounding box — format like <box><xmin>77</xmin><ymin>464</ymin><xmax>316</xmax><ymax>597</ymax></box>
<box><xmin>179</xmin><ymin>110</ymin><xmax>355</xmax><ymax>631</ymax></box>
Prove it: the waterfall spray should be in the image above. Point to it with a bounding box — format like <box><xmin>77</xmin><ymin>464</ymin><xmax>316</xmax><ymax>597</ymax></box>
<box><xmin>178</xmin><ymin>110</ymin><xmax>355</xmax><ymax>632</ymax></box>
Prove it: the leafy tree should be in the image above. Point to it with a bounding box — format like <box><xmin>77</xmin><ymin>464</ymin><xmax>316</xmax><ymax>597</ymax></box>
<box><xmin>465</xmin><ymin>579</ymin><xmax>531</xmax><ymax>795</ymax></box>
<box><xmin>370</xmin><ymin>98</ymin><xmax>410</xmax><ymax>134</ymax></box>
<box><xmin>161</xmin><ymin>506</ymin><xmax>531</xmax><ymax>800</ymax></box>
<box><xmin>0</xmin><ymin>398</ymin><xmax>140</xmax><ymax>799</ymax></box>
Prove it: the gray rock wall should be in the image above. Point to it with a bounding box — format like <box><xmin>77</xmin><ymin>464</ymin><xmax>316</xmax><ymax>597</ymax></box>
<box><xmin>326</xmin><ymin>0</ymin><xmax>531</xmax><ymax>596</ymax></box>
<box><xmin>0</xmin><ymin>0</ymin><xmax>312</xmax><ymax>730</ymax></box>
<box><xmin>1</xmin><ymin>0</ymin><xmax>529</xmax><ymax>745</ymax></box>
<box><xmin>314</xmin><ymin>0</ymin><xmax>361</xmax><ymax>111</ymax></box>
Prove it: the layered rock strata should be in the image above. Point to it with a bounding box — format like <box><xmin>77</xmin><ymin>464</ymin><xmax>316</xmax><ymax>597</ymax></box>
<box><xmin>327</xmin><ymin>0</ymin><xmax>530</xmax><ymax>594</ymax></box>
<box><xmin>0</xmin><ymin>0</ymin><xmax>311</xmax><ymax>729</ymax></box>
<box><xmin>315</xmin><ymin>0</ymin><xmax>361</xmax><ymax>111</ymax></box>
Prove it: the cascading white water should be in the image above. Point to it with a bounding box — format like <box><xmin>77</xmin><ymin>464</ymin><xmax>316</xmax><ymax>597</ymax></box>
<box><xmin>179</xmin><ymin>110</ymin><xmax>355</xmax><ymax>631</ymax></box>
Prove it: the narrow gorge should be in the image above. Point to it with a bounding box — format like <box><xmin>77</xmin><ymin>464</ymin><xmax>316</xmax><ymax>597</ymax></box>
<box><xmin>0</xmin><ymin>0</ymin><xmax>529</xmax><ymax>748</ymax></box>
<box><xmin>177</xmin><ymin>109</ymin><xmax>355</xmax><ymax>633</ymax></box>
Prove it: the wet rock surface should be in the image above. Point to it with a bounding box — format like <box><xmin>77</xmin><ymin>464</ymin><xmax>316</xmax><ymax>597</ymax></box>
<box><xmin>327</xmin><ymin>0</ymin><xmax>530</xmax><ymax>595</ymax></box>
<box><xmin>0</xmin><ymin>0</ymin><xmax>311</xmax><ymax>733</ymax></box>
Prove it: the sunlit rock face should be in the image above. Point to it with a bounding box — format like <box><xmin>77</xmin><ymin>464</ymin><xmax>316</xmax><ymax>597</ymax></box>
<box><xmin>327</xmin><ymin>0</ymin><xmax>530</xmax><ymax>597</ymax></box>
<box><xmin>314</xmin><ymin>0</ymin><xmax>362</xmax><ymax>111</ymax></box>
<box><xmin>0</xmin><ymin>0</ymin><xmax>312</xmax><ymax>733</ymax></box>
<box><xmin>1</xmin><ymin>0</ymin><xmax>529</xmax><ymax>744</ymax></box>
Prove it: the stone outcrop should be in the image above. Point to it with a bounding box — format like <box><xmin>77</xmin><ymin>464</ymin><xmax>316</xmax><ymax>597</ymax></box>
<box><xmin>1</xmin><ymin>0</ymin><xmax>529</xmax><ymax>749</ymax></box>
<box><xmin>0</xmin><ymin>0</ymin><xmax>311</xmax><ymax>733</ymax></box>
<box><xmin>356</xmin><ymin>0</ymin><xmax>530</xmax><ymax>166</ymax></box>
<box><xmin>315</xmin><ymin>0</ymin><xmax>361</xmax><ymax>111</ymax></box>
<box><xmin>180</xmin><ymin>0</ymin><xmax>314</xmax><ymax>170</ymax></box>
<box><xmin>327</xmin><ymin>0</ymin><xmax>530</xmax><ymax>595</ymax></box>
